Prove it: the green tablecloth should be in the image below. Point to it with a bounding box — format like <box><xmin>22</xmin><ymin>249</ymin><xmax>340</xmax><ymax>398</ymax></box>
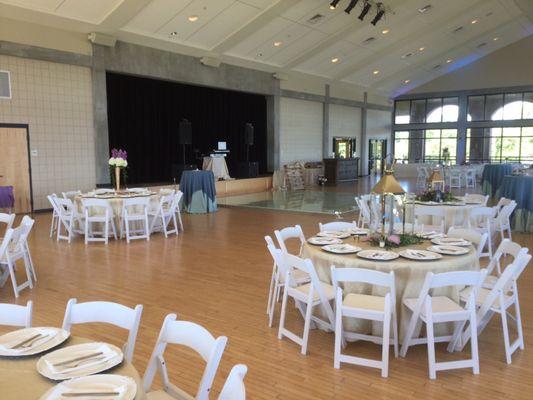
<box><xmin>179</xmin><ymin>170</ymin><xmax>217</xmax><ymax>214</ymax></box>
<box><xmin>481</xmin><ymin>164</ymin><xmax>514</xmax><ymax>197</ymax></box>
<box><xmin>496</xmin><ymin>175</ymin><xmax>533</xmax><ymax>233</ymax></box>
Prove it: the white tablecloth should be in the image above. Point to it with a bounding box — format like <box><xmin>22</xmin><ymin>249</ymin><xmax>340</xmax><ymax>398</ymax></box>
<box><xmin>203</xmin><ymin>156</ymin><xmax>230</xmax><ymax>180</ymax></box>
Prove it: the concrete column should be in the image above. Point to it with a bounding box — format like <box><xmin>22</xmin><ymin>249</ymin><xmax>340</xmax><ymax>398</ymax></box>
<box><xmin>360</xmin><ymin>92</ymin><xmax>368</xmax><ymax>176</ymax></box>
<box><xmin>92</xmin><ymin>44</ymin><xmax>110</xmax><ymax>184</ymax></box>
<box><xmin>323</xmin><ymin>84</ymin><xmax>330</xmax><ymax>159</ymax></box>
<box><xmin>456</xmin><ymin>94</ymin><xmax>468</xmax><ymax>164</ymax></box>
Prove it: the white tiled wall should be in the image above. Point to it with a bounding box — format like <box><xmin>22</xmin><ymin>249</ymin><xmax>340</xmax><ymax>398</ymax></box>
<box><xmin>279</xmin><ymin>97</ymin><xmax>323</xmax><ymax>164</ymax></box>
<box><xmin>328</xmin><ymin>104</ymin><xmax>362</xmax><ymax>157</ymax></box>
<box><xmin>0</xmin><ymin>55</ymin><xmax>95</xmax><ymax>210</ymax></box>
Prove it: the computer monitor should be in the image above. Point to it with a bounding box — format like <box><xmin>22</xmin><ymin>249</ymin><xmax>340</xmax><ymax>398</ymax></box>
<box><xmin>218</xmin><ymin>141</ymin><xmax>227</xmax><ymax>151</ymax></box>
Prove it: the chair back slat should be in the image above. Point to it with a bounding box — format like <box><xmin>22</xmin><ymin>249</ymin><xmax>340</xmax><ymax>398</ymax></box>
<box><xmin>274</xmin><ymin>225</ymin><xmax>305</xmax><ymax>254</ymax></box>
<box><xmin>0</xmin><ymin>301</ymin><xmax>32</xmax><ymax>327</ymax></box>
<box><xmin>319</xmin><ymin>221</ymin><xmax>357</xmax><ymax>232</ymax></box>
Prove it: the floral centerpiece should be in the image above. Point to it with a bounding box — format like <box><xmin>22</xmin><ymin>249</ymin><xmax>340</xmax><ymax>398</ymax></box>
<box><xmin>108</xmin><ymin>148</ymin><xmax>128</xmax><ymax>191</ymax></box>
<box><xmin>415</xmin><ymin>185</ymin><xmax>458</xmax><ymax>203</ymax></box>
<box><xmin>363</xmin><ymin>233</ymin><xmax>424</xmax><ymax>249</ymax></box>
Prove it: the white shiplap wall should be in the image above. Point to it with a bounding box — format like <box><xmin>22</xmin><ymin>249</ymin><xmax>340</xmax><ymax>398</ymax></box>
<box><xmin>328</xmin><ymin>104</ymin><xmax>361</xmax><ymax>157</ymax></box>
<box><xmin>279</xmin><ymin>97</ymin><xmax>323</xmax><ymax>164</ymax></box>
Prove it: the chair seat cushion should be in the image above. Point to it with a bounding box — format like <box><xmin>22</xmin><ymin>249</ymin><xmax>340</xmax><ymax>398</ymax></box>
<box><xmin>295</xmin><ymin>282</ymin><xmax>335</xmax><ymax>301</ymax></box>
<box><xmin>404</xmin><ymin>296</ymin><xmax>464</xmax><ymax>316</ymax></box>
<box><xmin>459</xmin><ymin>286</ymin><xmax>513</xmax><ymax>310</ymax></box>
<box><xmin>483</xmin><ymin>275</ymin><xmax>498</xmax><ymax>288</ymax></box>
<box><xmin>343</xmin><ymin>293</ymin><xmax>385</xmax><ymax>312</ymax></box>
<box><xmin>147</xmin><ymin>390</ymin><xmax>194</xmax><ymax>400</ymax></box>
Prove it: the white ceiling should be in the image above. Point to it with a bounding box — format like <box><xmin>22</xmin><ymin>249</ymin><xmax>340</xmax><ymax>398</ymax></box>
<box><xmin>1</xmin><ymin>0</ymin><xmax>532</xmax><ymax>97</ymax></box>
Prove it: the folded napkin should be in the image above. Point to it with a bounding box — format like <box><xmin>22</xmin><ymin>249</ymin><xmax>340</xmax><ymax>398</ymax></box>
<box><xmin>45</xmin><ymin>344</ymin><xmax>118</xmax><ymax>376</ymax></box>
<box><xmin>0</xmin><ymin>328</ymin><xmax>57</xmax><ymax>355</ymax></box>
<box><xmin>45</xmin><ymin>379</ymin><xmax>128</xmax><ymax>400</ymax></box>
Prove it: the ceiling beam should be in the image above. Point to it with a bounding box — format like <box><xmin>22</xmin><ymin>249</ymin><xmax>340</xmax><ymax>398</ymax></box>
<box><xmin>513</xmin><ymin>0</ymin><xmax>533</xmax><ymax>24</ymax></box>
<box><xmin>99</xmin><ymin>0</ymin><xmax>155</xmax><ymax>32</ymax></box>
<box><xmin>211</xmin><ymin>0</ymin><xmax>300</xmax><ymax>54</ymax></box>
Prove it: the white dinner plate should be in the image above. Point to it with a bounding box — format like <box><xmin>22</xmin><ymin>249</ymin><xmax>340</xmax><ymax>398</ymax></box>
<box><xmin>431</xmin><ymin>237</ymin><xmax>471</xmax><ymax>247</ymax></box>
<box><xmin>0</xmin><ymin>327</ymin><xmax>70</xmax><ymax>357</ymax></box>
<box><xmin>399</xmin><ymin>249</ymin><xmax>442</xmax><ymax>261</ymax></box>
<box><xmin>356</xmin><ymin>250</ymin><xmax>399</xmax><ymax>261</ymax></box>
<box><xmin>322</xmin><ymin>244</ymin><xmax>361</xmax><ymax>254</ymax></box>
<box><xmin>343</xmin><ymin>227</ymin><xmax>369</xmax><ymax>236</ymax></box>
<box><xmin>316</xmin><ymin>231</ymin><xmax>351</xmax><ymax>239</ymax></box>
<box><xmin>37</xmin><ymin>342</ymin><xmax>124</xmax><ymax>381</ymax></box>
<box><xmin>427</xmin><ymin>245</ymin><xmax>470</xmax><ymax>256</ymax></box>
<box><xmin>39</xmin><ymin>374</ymin><xmax>137</xmax><ymax>400</ymax></box>
<box><xmin>307</xmin><ymin>237</ymin><xmax>343</xmax><ymax>246</ymax></box>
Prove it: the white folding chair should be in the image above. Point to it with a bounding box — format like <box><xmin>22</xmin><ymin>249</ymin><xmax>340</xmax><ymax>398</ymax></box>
<box><xmin>467</xmin><ymin>206</ymin><xmax>496</xmax><ymax>257</ymax></box>
<box><xmin>82</xmin><ymin>198</ymin><xmax>117</xmax><ymax>244</ymax></box>
<box><xmin>120</xmin><ymin>197</ymin><xmax>151</xmax><ymax>243</ymax></box>
<box><xmin>0</xmin><ymin>301</ymin><xmax>32</xmax><ymax>328</ymax></box>
<box><xmin>318</xmin><ymin>221</ymin><xmax>357</xmax><ymax>232</ymax></box>
<box><xmin>19</xmin><ymin>216</ymin><xmax>37</xmax><ymax>282</ymax></box>
<box><xmin>483</xmin><ymin>239</ymin><xmax>528</xmax><ymax>289</ymax></box>
<box><xmin>274</xmin><ymin>225</ymin><xmax>306</xmax><ymax>256</ymax></box>
<box><xmin>278</xmin><ymin>253</ymin><xmax>335</xmax><ymax>355</ymax></box>
<box><xmin>218</xmin><ymin>364</ymin><xmax>247</xmax><ymax>400</ymax></box>
<box><xmin>62</xmin><ymin>298</ymin><xmax>143</xmax><ymax>363</ymax></box>
<box><xmin>62</xmin><ymin>190</ymin><xmax>82</xmax><ymax>200</ymax></box>
<box><xmin>47</xmin><ymin>194</ymin><xmax>60</xmax><ymax>238</ymax></box>
<box><xmin>492</xmin><ymin>201</ymin><xmax>516</xmax><ymax>242</ymax></box>
<box><xmin>174</xmin><ymin>191</ymin><xmax>184</xmax><ymax>232</ymax></box>
<box><xmin>447</xmin><ymin>227</ymin><xmax>489</xmax><ymax>258</ymax></box>
<box><xmin>356</xmin><ymin>196</ymin><xmax>372</xmax><ymax>229</ymax></box>
<box><xmin>149</xmin><ymin>193</ymin><xmax>179</xmax><ymax>238</ymax></box>
<box><xmin>0</xmin><ymin>212</ymin><xmax>15</xmax><ymax>235</ymax></box>
<box><xmin>0</xmin><ymin>226</ymin><xmax>34</xmax><ymax>298</ymax></box>
<box><xmin>493</xmin><ymin>197</ymin><xmax>512</xmax><ymax>215</ymax></box>
<box><xmin>55</xmin><ymin>197</ymin><xmax>84</xmax><ymax>243</ymax></box>
<box><xmin>416</xmin><ymin>166</ymin><xmax>428</xmax><ymax>189</ymax></box>
<box><xmin>457</xmin><ymin>253</ymin><xmax>531</xmax><ymax>364</ymax></box>
<box><xmin>448</xmin><ymin>168</ymin><xmax>462</xmax><ymax>189</ymax></box>
<box><xmin>464</xmin><ymin>193</ymin><xmax>488</xmax><ymax>206</ymax></box>
<box><xmin>464</xmin><ymin>169</ymin><xmax>476</xmax><ymax>189</ymax></box>
<box><xmin>142</xmin><ymin>313</ymin><xmax>227</xmax><ymax>400</ymax></box>
<box><xmin>414</xmin><ymin>206</ymin><xmax>446</xmax><ymax>234</ymax></box>
<box><xmin>400</xmin><ymin>269</ymin><xmax>487</xmax><ymax>379</ymax></box>
<box><xmin>265</xmin><ymin>237</ymin><xmax>310</xmax><ymax>328</ymax></box>
<box><xmin>331</xmin><ymin>267</ymin><xmax>398</xmax><ymax>377</ymax></box>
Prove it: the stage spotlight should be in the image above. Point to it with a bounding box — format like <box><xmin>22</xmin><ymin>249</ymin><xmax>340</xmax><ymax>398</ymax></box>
<box><xmin>344</xmin><ymin>0</ymin><xmax>359</xmax><ymax>14</ymax></box>
<box><xmin>330</xmin><ymin>0</ymin><xmax>341</xmax><ymax>10</ymax></box>
<box><xmin>371</xmin><ymin>4</ymin><xmax>385</xmax><ymax>25</ymax></box>
<box><xmin>358</xmin><ymin>1</ymin><xmax>372</xmax><ymax>21</ymax></box>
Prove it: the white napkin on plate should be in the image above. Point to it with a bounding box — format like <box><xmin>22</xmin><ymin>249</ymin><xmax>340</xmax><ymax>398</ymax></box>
<box><xmin>45</xmin><ymin>344</ymin><xmax>117</xmax><ymax>376</ymax></box>
<box><xmin>0</xmin><ymin>328</ymin><xmax>57</xmax><ymax>354</ymax></box>
<box><xmin>45</xmin><ymin>380</ymin><xmax>128</xmax><ymax>400</ymax></box>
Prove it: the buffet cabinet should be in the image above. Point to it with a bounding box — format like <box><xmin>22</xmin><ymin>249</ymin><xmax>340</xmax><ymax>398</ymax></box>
<box><xmin>323</xmin><ymin>158</ymin><xmax>360</xmax><ymax>185</ymax></box>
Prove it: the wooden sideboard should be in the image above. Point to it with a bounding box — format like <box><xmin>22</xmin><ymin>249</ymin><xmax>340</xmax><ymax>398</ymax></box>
<box><xmin>323</xmin><ymin>158</ymin><xmax>359</xmax><ymax>185</ymax></box>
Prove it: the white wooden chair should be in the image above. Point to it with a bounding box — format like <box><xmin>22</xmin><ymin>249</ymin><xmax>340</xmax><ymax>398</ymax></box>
<box><xmin>355</xmin><ymin>196</ymin><xmax>372</xmax><ymax>229</ymax></box>
<box><xmin>274</xmin><ymin>225</ymin><xmax>306</xmax><ymax>256</ymax></box>
<box><xmin>19</xmin><ymin>215</ymin><xmax>37</xmax><ymax>282</ymax></box>
<box><xmin>318</xmin><ymin>221</ymin><xmax>357</xmax><ymax>232</ymax></box>
<box><xmin>120</xmin><ymin>197</ymin><xmax>151</xmax><ymax>243</ymax></box>
<box><xmin>218</xmin><ymin>364</ymin><xmax>247</xmax><ymax>400</ymax></box>
<box><xmin>47</xmin><ymin>194</ymin><xmax>60</xmax><ymax>238</ymax></box>
<box><xmin>82</xmin><ymin>198</ymin><xmax>117</xmax><ymax>244</ymax></box>
<box><xmin>142</xmin><ymin>313</ymin><xmax>227</xmax><ymax>400</ymax></box>
<box><xmin>174</xmin><ymin>191</ymin><xmax>184</xmax><ymax>232</ymax></box>
<box><xmin>62</xmin><ymin>298</ymin><xmax>143</xmax><ymax>363</ymax></box>
<box><xmin>331</xmin><ymin>267</ymin><xmax>398</xmax><ymax>377</ymax></box>
<box><xmin>457</xmin><ymin>253</ymin><xmax>531</xmax><ymax>364</ymax></box>
<box><xmin>493</xmin><ymin>197</ymin><xmax>512</xmax><ymax>215</ymax></box>
<box><xmin>448</xmin><ymin>168</ymin><xmax>462</xmax><ymax>189</ymax></box>
<box><xmin>464</xmin><ymin>169</ymin><xmax>476</xmax><ymax>189</ymax></box>
<box><xmin>447</xmin><ymin>227</ymin><xmax>489</xmax><ymax>258</ymax></box>
<box><xmin>0</xmin><ymin>300</ymin><xmax>32</xmax><ymax>327</ymax></box>
<box><xmin>265</xmin><ymin>237</ymin><xmax>310</xmax><ymax>328</ymax></box>
<box><xmin>483</xmin><ymin>239</ymin><xmax>528</xmax><ymax>289</ymax></box>
<box><xmin>0</xmin><ymin>212</ymin><xmax>15</xmax><ymax>235</ymax></box>
<box><xmin>414</xmin><ymin>206</ymin><xmax>446</xmax><ymax>233</ymax></box>
<box><xmin>55</xmin><ymin>197</ymin><xmax>84</xmax><ymax>243</ymax></box>
<box><xmin>149</xmin><ymin>193</ymin><xmax>179</xmax><ymax>238</ymax></box>
<box><xmin>400</xmin><ymin>269</ymin><xmax>487</xmax><ymax>379</ymax></box>
<box><xmin>278</xmin><ymin>253</ymin><xmax>335</xmax><ymax>355</ymax></box>
<box><xmin>0</xmin><ymin>226</ymin><xmax>34</xmax><ymax>298</ymax></box>
<box><xmin>464</xmin><ymin>193</ymin><xmax>488</xmax><ymax>206</ymax></box>
<box><xmin>416</xmin><ymin>166</ymin><xmax>428</xmax><ymax>189</ymax></box>
<box><xmin>467</xmin><ymin>206</ymin><xmax>496</xmax><ymax>257</ymax></box>
<box><xmin>62</xmin><ymin>190</ymin><xmax>81</xmax><ymax>200</ymax></box>
<box><xmin>492</xmin><ymin>201</ymin><xmax>516</xmax><ymax>242</ymax></box>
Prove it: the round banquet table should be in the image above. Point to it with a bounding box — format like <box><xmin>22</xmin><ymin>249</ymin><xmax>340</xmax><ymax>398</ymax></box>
<box><xmin>301</xmin><ymin>238</ymin><xmax>480</xmax><ymax>340</ymax></box>
<box><xmin>481</xmin><ymin>164</ymin><xmax>514</xmax><ymax>197</ymax></box>
<box><xmin>495</xmin><ymin>175</ymin><xmax>533</xmax><ymax>233</ymax></box>
<box><xmin>0</xmin><ymin>335</ymin><xmax>146</xmax><ymax>400</ymax></box>
<box><xmin>180</xmin><ymin>170</ymin><xmax>217</xmax><ymax>214</ymax></box>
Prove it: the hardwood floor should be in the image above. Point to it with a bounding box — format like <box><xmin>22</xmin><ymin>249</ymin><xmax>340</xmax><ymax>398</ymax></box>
<box><xmin>1</xmin><ymin>180</ymin><xmax>532</xmax><ymax>399</ymax></box>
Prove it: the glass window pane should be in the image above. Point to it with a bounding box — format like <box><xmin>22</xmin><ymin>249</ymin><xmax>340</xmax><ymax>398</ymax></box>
<box><xmin>467</xmin><ymin>128</ymin><xmax>488</xmax><ymax>162</ymax></box>
<box><xmin>394</xmin><ymin>131</ymin><xmax>409</xmax><ymax>139</ymax></box>
<box><xmin>489</xmin><ymin>128</ymin><xmax>502</xmax><ymax>162</ymax></box>
<box><xmin>442</xmin><ymin>97</ymin><xmax>459</xmax><ymax>122</ymax></box>
<box><xmin>523</xmin><ymin>93</ymin><xmax>533</xmax><ymax>119</ymax></box>
<box><xmin>410</xmin><ymin>100</ymin><xmax>426</xmax><ymax>123</ymax></box>
<box><xmin>522</xmin><ymin>127</ymin><xmax>533</xmax><ymax>136</ymax></box>
<box><xmin>394</xmin><ymin>139</ymin><xmax>409</xmax><ymax>161</ymax></box>
<box><xmin>503</xmin><ymin>93</ymin><xmax>523</xmax><ymax>120</ymax></box>
<box><xmin>426</xmin><ymin>98</ymin><xmax>442</xmax><ymax>122</ymax></box>
<box><xmin>521</xmin><ymin>136</ymin><xmax>533</xmax><ymax>160</ymax></box>
<box><xmin>441</xmin><ymin>129</ymin><xmax>457</xmax><ymax>163</ymax></box>
<box><xmin>467</xmin><ymin>96</ymin><xmax>484</xmax><ymax>121</ymax></box>
<box><xmin>485</xmin><ymin>94</ymin><xmax>503</xmax><ymax>120</ymax></box>
<box><xmin>395</xmin><ymin>101</ymin><xmax>410</xmax><ymax>124</ymax></box>
<box><xmin>409</xmin><ymin>130</ymin><xmax>424</xmax><ymax>162</ymax></box>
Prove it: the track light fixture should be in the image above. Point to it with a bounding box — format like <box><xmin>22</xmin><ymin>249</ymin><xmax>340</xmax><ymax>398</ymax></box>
<box><xmin>358</xmin><ymin>1</ymin><xmax>372</xmax><ymax>21</ymax></box>
<box><xmin>330</xmin><ymin>0</ymin><xmax>341</xmax><ymax>10</ymax></box>
<box><xmin>371</xmin><ymin>3</ymin><xmax>385</xmax><ymax>25</ymax></box>
<box><xmin>344</xmin><ymin>0</ymin><xmax>360</xmax><ymax>14</ymax></box>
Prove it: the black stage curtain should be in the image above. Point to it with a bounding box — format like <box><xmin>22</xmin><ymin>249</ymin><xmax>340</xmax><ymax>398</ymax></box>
<box><xmin>106</xmin><ymin>72</ymin><xmax>267</xmax><ymax>184</ymax></box>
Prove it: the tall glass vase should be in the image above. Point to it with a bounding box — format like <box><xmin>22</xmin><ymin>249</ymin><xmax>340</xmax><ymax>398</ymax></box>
<box><xmin>115</xmin><ymin>166</ymin><xmax>121</xmax><ymax>191</ymax></box>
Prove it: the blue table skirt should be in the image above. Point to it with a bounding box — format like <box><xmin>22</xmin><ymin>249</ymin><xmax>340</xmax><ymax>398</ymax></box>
<box><xmin>496</xmin><ymin>175</ymin><xmax>533</xmax><ymax>232</ymax></box>
<box><xmin>179</xmin><ymin>170</ymin><xmax>217</xmax><ymax>214</ymax></box>
<box><xmin>481</xmin><ymin>164</ymin><xmax>514</xmax><ymax>197</ymax></box>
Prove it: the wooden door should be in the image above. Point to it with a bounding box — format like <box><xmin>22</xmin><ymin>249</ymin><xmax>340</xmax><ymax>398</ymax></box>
<box><xmin>0</xmin><ymin>126</ymin><xmax>32</xmax><ymax>213</ymax></box>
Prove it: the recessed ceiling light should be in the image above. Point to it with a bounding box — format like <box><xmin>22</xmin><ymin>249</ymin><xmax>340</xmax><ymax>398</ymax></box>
<box><xmin>471</xmin><ymin>19</ymin><xmax>478</xmax><ymax>24</ymax></box>
<box><xmin>169</xmin><ymin>31</ymin><xmax>178</xmax><ymax>37</ymax></box>
<box><xmin>418</xmin><ymin>4</ymin><xmax>432</xmax><ymax>14</ymax></box>
<box><xmin>404</xmin><ymin>79</ymin><xmax>410</xmax><ymax>84</ymax></box>
<box><xmin>273</xmin><ymin>41</ymin><xmax>283</xmax><ymax>47</ymax></box>
<box><xmin>373</xmin><ymin>70</ymin><xmax>380</xmax><ymax>75</ymax></box>
<box><xmin>381</xmin><ymin>29</ymin><xmax>389</xmax><ymax>34</ymax></box>
<box><xmin>493</xmin><ymin>37</ymin><xmax>499</xmax><ymax>41</ymax></box>
<box><xmin>419</xmin><ymin>47</ymin><xmax>425</xmax><ymax>51</ymax></box>
<box><xmin>446</xmin><ymin>59</ymin><xmax>452</xmax><ymax>63</ymax></box>
<box><xmin>188</xmin><ymin>15</ymin><xmax>199</xmax><ymax>22</ymax></box>
<box><xmin>331</xmin><ymin>57</ymin><xmax>340</xmax><ymax>63</ymax></box>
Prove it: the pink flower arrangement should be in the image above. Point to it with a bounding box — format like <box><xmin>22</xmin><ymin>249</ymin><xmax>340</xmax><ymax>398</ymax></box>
<box><xmin>388</xmin><ymin>235</ymin><xmax>400</xmax><ymax>245</ymax></box>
